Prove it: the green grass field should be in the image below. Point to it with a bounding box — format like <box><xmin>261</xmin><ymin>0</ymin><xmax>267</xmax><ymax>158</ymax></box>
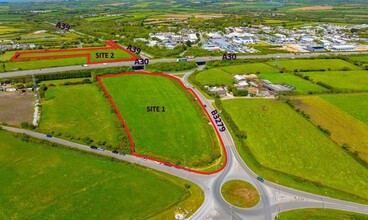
<box><xmin>0</xmin><ymin>130</ymin><xmax>202</xmax><ymax>219</ymax></box>
<box><xmin>276</xmin><ymin>209</ymin><xmax>368</xmax><ymax>220</ymax></box>
<box><xmin>1</xmin><ymin>45</ymin><xmax>133</xmax><ymax>73</ymax></box>
<box><xmin>37</xmin><ymin>83</ymin><xmax>129</xmax><ymax>151</ymax></box>
<box><xmin>0</xmin><ymin>51</ymin><xmax>15</xmax><ymax>61</ymax></box>
<box><xmin>349</xmin><ymin>55</ymin><xmax>368</xmax><ymax>63</ymax></box>
<box><xmin>101</xmin><ymin>74</ymin><xmax>222</xmax><ymax>168</ymax></box>
<box><xmin>196</xmin><ymin>63</ymin><xmax>278</xmax><ymax>86</ymax></box>
<box><xmin>1</xmin><ymin>57</ymin><xmax>86</xmax><ymax>73</ymax></box>
<box><xmin>221</xmin><ymin>180</ymin><xmax>260</xmax><ymax>208</ymax></box>
<box><xmin>321</xmin><ymin>94</ymin><xmax>368</xmax><ymax>125</ymax></box>
<box><xmin>221</xmin><ymin>99</ymin><xmax>368</xmax><ymax>202</ymax></box>
<box><xmin>18</xmin><ymin>48</ymin><xmax>131</xmax><ymax>62</ymax></box>
<box><xmin>270</xmin><ymin>59</ymin><xmax>361</xmax><ymax>71</ymax></box>
<box><xmin>220</xmin><ymin>63</ymin><xmax>278</xmax><ymax>74</ymax></box>
<box><xmin>196</xmin><ymin>68</ymin><xmax>234</xmax><ymax>86</ymax></box>
<box><xmin>302</xmin><ymin>71</ymin><xmax>368</xmax><ymax>91</ymax></box>
<box><xmin>259</xmin><ymin>73</ymin><xmax>327</xmax><ymax>93</ymax></box>
<box><xmin>291</xmin><ymin>96</ymin><xmax>368</xmax><ymax>163</ymax></box>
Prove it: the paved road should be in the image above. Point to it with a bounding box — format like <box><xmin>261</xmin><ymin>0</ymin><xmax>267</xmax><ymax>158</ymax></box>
<box><xmin>2</xmin><ymin>50</ymin><xmax>368</xmax><ymax>79</ymax></box>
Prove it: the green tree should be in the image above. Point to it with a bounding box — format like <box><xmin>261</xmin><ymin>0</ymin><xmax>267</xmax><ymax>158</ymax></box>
<box><xmin>14</xmin><ymin>82</ymin><xmax>24</xmax><ymax>89</ymax></box>
<box><xmin>91</xmin><ymin>71</ymin><xmax>97</xmax><ymax>82</ymax></box>
<box><xmin>185</xmin><ymin>40</ymin><xmax>192</xmax><ymax>47</ymax></box>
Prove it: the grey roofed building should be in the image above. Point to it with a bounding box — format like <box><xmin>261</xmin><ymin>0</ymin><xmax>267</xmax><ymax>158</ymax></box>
<box><xmin>208</xmin><ymin>86</ymin><xmax>227</xmax><ymax>96</ymax></box>
<box><xmin>264</xmin><ymin>83</ymin><xmax>295</xmax><ymax>94</ymax></box>
<box><xmin>306</xmin><ymin>45</ymin><xmax>325</xmax><ymax>52</ymax></box>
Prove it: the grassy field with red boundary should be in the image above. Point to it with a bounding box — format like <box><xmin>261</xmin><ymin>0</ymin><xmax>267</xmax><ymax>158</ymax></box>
<box><xmin>11</xmin><ymin>40</ymin><xmax>138</xmax><ymax>64</ymax></box>
<box><xmin>97</xmin><ymin>71</ymin><xmax>227</xmax><ymax>175</ymax></box>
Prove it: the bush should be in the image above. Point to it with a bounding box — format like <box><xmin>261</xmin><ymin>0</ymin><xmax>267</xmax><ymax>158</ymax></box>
<box><xmin>36</xmin><ymin>66</ymin><xmax>132</xmax><ymax>82</ymax></box>
<box><xmin>20</xmin><ymin>122</ymin><xmax>35</xmax><ymax>130</ymax></box>
<box><xmin>317</xmin><ymin>125</ymin><xmax>331</xmax><ymax>136</ymax></box>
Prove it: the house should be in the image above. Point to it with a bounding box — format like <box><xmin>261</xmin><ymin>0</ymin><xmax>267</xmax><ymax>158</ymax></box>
<box><xmin>249</xmin><ymin>81</ymin><xmax>258</xmax><ymax>88</ymax></box>
<box><xmin>248</xmin><ymin>87</ymin><xmax>258</xmax><ymax>96</ymax></box>
<box><xmin>234</xmin><ymin>74</ymin><xmax>246</xmax><ymax>82</ymax></box>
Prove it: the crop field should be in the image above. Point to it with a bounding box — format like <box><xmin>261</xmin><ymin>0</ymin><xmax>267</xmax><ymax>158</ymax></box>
<box><xmin>321</xmin><ymin>93</ymin><xmax>368</xmax><ymax>125</ymax></box>
<box><xmin>302</xmin><ymin>71</ymin><xmax>368</xmax><ymax>91</ymax></box>
<box><xmin>0</xmin><ymin>130</ymin><xmax>202</xmax><ymax>219</ymax></box>
<box><xmin>291</xmin><ymin>96</ymin><xmax>368</xmax><ymax>163</ymax></box>
<box><xmin>276</xmin><ymin>208</ymin><xmax>368</xmax><ymax>220</ymax></box>
<box><xmin>258</xmin><ymin>73</ymin><xmax>327</xmax><ymax>93</ymax></box>
<box><xmin>100</xmin><ymin>73</ymin><xmax>222</xmax><ymax>168</ymax></box>
<box><xmin>12</xmin><ymin>41</ymin><xmax>137</xmax><ymax>65</ymax></box>
<box><xmin>0</xmin><ymin>92</ymin><xmax>34</xmax><ymax>125</ymax></box>
<box><xmin>221</xmin><ymin>99</ymin><xmax>368</xmax><ymax>202</ymax></box>
<box><xmin>0</xmin><ymin>25</ymin><xmax>23</xmax><ymax>35</ymax></box>
<box><xmin>196</xmin><ymin>63</ymin><xmax>278</xmax><ymax>86</ymax></box>
<box><xmin>37</xmin><ymin>83</ymin><xmax>127</xmax><ymax>150</ymax></box>
<box><xmin>269</xmin><ymin>59</ymin><xmax>361</xmax><ymax>71</ymax></box>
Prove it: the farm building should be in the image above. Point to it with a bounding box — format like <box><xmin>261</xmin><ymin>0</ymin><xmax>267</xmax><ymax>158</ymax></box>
<box><xmin>264</xmin><ymin>83</ymin><xmax>295</xmax><ymax>94</ymax></box>
<box><xmin>208</xmin><ymin>86</ymin><xmax>227</xmax><ymax>96</ymax></box>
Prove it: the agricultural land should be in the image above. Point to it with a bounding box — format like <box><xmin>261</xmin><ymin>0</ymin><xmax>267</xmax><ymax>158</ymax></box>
<box><xmin>0</xmin><ymin>130</ymin><xmax>202</xmax><ymax>219</ymax></box>
<box><xmin>99</xmin><ymin>73</ymin><xmax>223</xmax><ymax>170</ymax></box>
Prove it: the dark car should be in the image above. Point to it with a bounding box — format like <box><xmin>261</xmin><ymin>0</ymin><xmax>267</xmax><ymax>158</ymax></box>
<box><xmin>90</xmin><ymin>145</ymin><xmax>98</xmax><ymax>150</ymax></box>
<box><xmin>112</xmin><ymin>150</ymin><xmax>118</xmax><ymax>154</ymax></box>
<box><xmin>119</xmin><ymin>152</ymin><xmax>126</xmax><ymax>156</ymax></box>
<box><xmin>46</xmin><ymin>134</ymin><xmax>52</xmax><ymax>138</ymax></box>
<box><xmin>257</xmin><ymin>176</ymin><xmax>265</xmax><ymax>183</ymax></box>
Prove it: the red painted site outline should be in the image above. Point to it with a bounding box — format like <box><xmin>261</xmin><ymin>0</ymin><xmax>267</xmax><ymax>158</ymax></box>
<box><xmin>11</xmin><ymin>40</ymin><xmax>138</xmax><ymax>64</ymax></box>
<box><xmin>97</xmin><ymin>71</ymin><xmax>227</xmax><ymax>175</ymax></box>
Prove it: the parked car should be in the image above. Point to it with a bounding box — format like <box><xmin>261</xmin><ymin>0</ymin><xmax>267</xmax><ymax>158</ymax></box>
<box><xmin>46</xmin><ymin>134</ymin><xmax>52</xmax><ymax>138</ymax></box>
<box><xmin>97</xmin><ymin>147</ymin><xmax>105</xmax><ymax>151</ymax></box>
<box><xmin>119</xmin><ymin>152</ymin><xmax>126</xmax><ymax>156</ymax></box>
<box><xmin>90</xmin><ymin>145</ymin><xmax>98</xmax><ymax>150</ymax></box>
<box><xmin>112</xmin><ymin>150</ymin><xmax>118</xmax><ymax>154</ymax></box>
<box><xmin>257</xmin><ymin>176</ymin><xmax>265</xmax><ymax>182</ymax></box>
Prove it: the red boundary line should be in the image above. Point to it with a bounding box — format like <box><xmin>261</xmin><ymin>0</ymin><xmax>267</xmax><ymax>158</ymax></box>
<box><xmin>97</xmin><ymin>71</ymin><xmax>228</xmax><ymax>175</ymax></box>
<box><xmin>11</xmin><ymin>40</ymin><xmax>139</xmax><ymax>64</ymax></box>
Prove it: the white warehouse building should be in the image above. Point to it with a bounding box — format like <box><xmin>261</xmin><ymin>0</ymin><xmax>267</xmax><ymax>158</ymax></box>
<box><xmin>330</xmin><ymin>45</ymin><xmax>356</xmax><ymax>51</ymax></box>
